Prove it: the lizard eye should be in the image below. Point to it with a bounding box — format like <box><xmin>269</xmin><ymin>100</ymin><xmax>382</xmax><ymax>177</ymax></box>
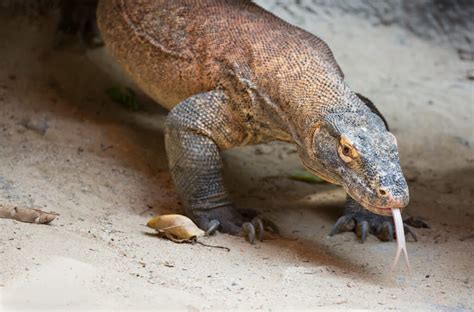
<box><xmin>338</xmin><ymin>134</ymin><xmax>358</xmax><ymax>163</ymax></box>
<box><xmin>342</xmin><ymin>146</ymin><xmax>351</xmax><ymax>156</ymax></box>
<box><xmin>338</xmin><ymin>143</ymin><xmax>354</xmax><ymax>163</ymax></box>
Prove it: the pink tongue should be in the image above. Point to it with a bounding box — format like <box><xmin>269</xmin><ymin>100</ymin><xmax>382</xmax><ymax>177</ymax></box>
<box><xmin>391</xmin><ymin>208</ymin><xmax>412</xmax><ymax>273</ymax></box>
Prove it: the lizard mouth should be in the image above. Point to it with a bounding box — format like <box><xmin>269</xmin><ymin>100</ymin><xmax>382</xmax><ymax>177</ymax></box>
<box><xmin>346</xmin><ymin>191</ymin><xmax>406</xmax><ymax>216</ymax></box>
<box><xmin>356</xmin><ymin>199</ymin><xmax>396</xmax><ymax>216</ymax></box>
<box><xmin>301</xmin><ymin>162</ymin><xmax>405</xmax><ymax>216</ymax></box>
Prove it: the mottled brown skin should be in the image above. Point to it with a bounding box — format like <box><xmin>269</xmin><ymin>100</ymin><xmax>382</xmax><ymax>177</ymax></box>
<box><xmin>97</xmin><ymin>0</ymin><xmax>420</xmax><ymax>243</ymax></box>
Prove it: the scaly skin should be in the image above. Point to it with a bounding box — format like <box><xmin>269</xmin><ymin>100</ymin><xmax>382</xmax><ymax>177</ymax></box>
<box><xmin>97</xmin><ymin>0</ymin><xmax>424</xmax><ymax>243</ymax></box>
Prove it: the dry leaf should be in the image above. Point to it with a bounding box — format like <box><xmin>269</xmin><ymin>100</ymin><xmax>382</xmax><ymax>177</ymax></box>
<box><xmin>146</xmin><ymin>214</ymin><xmax>204</xmax><ymax>241</ymax></box>
<box><xmin>0</xmin><ymin>205</ymin><xmax>59</xmax><ymax>224</ymax></box>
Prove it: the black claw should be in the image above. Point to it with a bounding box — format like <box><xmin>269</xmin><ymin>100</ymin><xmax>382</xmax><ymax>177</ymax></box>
<box><xmin>329</xmin><ymin>214</ymin><xmax>355</xmax><ymax>236</ymax></box>
<box><xmin>404</xmin><ymin>216</ymin><xmax>430</xmax><ymax>229</ymax></box>
<box><xmin>242</xmin><ymin>222</ymin><xmax>256</xmax><ymax>244</ymax></box>
<box><xmin>193</xmin><ymin>206</ymin><xmax>277</xmax><ymax>243</ymax></box>
<box><xmin>331</xmin><ymin>208</ymin><xmax>428</xmax><ymax>243</ymax></box>
<box><xmin>378</xmin><ymin>222</ymin><xmax>394</xmax><ymax>242</ymax></box>
<box><xmin>252</xmin><ymin>217</ymin><xmax>264</xmax><ymax>242</ymax></box>
<box><xmin>404</xmin><ymin>224</ymin><xmax>418</xmax><ymax>242</ymax></box>
<box><xmin>205</xmin><ymin>219</ymin><xmax>220</xmax><ymax>236</ymax></box>
<box><xmin>356</xmin><ymin>220</ymin><xmax>369</xmax><ymax>243</ymax></box>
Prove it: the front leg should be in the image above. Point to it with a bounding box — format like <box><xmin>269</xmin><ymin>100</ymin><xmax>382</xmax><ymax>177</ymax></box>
<box><xmin>165</xmin><ymin>90</ymin><xmax>264</xmax><ymax>243</ymax></box>
<box><xmin>330</xmin><ymin>196</ymin><xmax>428</xmax><ymax>243</ymax></box>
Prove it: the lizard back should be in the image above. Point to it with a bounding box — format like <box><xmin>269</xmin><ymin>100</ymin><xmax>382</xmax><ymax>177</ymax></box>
<box><xmin>97</xmin><ymin>0</ymin><xmax>343</xmax><ymax>110</ymax></box>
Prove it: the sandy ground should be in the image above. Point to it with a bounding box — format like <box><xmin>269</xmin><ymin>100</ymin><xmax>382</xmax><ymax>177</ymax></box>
<box><xmin>0</xmin><ymin>3</ymin><xmax>473</xmax><ymax>311</ymax></box>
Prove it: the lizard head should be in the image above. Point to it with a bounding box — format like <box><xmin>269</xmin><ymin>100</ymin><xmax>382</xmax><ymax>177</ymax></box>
<box><xmin>299</xmin><ymin>111</ymin><xmax>409</xmax><ymax>216</ymax></box>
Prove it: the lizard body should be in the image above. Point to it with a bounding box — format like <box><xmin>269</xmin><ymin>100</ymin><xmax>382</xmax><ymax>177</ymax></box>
<box><xmin>97</xmin><ymin>0</ymin><xmax>413</xmax><ymax>242</ymax></box>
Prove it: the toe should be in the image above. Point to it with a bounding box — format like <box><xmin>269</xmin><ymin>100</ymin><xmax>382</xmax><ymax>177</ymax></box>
<box><xmin>376</xmin><ymin>221</ymin><xmax>394</xmax><ymax>242</ymax></box>
<box><xmin>331</xmin><ymin>210</ymin><xmax>427</xmax><ymax>243</ymax></box>
<box><xmin>220</xmin><ymin>220</ymin><xmax>244</xmax><ymax>236</ymax></box>
<box><xmin>356</xmin><ymin>220</ymin><xmax>369</xmax><ymax>243</ymax></box>
<box><xmin>252</xmin><ymin>217</ymin><xmax>264</xmax><ymax>241</ymax></box>
<box><xmin>404</xmin><ymin>224</ymin><xmax>418</xmax><ymax>242</ymax></box>
<box><xmin>241</xmin><ymin>222</ymin><xmax>256</xmax><ymax>244</ymax></box>
<box><xmin>239</xmin><ymin>209</ymin><xmax>279</xmax><ymax>236</ymax></box>
<box><xmin>205</xmin><ymin>219</ymin><xmax>221</xmax><ymax>236</ymax></box>
<box><xmin>329</xmin><ymin>214</ymin><xmax>355</xmax><ymax>236</ymax></box>
<box><xmin>404</xmin><ymin>216</ymin><xmax>430</xmax><ymax>229</ymax></box>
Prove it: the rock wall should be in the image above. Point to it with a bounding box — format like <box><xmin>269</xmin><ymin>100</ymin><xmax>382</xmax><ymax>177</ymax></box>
<box><xmin>1</xmin><ymin>0</ymin><xmax>473</xmax><ymax>52</ymax></box>
<box><xmin>260</xmin><ymin>0</ymin><xmax>474</xmax><ymax>52</ymax></box>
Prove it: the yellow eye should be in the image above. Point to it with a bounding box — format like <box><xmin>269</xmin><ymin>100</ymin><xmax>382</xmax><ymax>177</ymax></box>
<box><xmin>338</xmin><ymin>135</ymin><xmax>358</xmax><ymax>163</ymax></box>
<box><xmin>342</xmin><ymin>145</ymin><xmax>351</xmax><ymax>157</ymax></box>
<box><xmin>338</xmin><ymin>144</ymin><xmax>354</xmax><ymax>163</ymax></box>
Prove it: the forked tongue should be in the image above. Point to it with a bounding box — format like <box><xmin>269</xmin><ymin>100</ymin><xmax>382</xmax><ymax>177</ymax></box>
<box><xmin>391</xmin><ymin>208</ymin><xmax>412</xmax><ymax>274</ymax></box>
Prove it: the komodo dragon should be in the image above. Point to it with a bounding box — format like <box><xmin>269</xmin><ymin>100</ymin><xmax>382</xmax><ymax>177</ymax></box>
<box><xmin>97</xmin><ymin>0</ymin><xmax>424</xmax><ymax>243</ymax></box>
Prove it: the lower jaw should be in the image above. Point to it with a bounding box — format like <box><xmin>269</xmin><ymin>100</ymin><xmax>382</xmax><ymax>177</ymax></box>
<box><xmin>301</xmin><ymin>165</ymin><xmax>404</xmax><ymax>216</ymax></box>
<box><xmin>348</xmin><ymin>192</ymin><xmax>403</xmax><ymax>216</ymax></box>
<box><xmin>366</xmin><ymin>205</ymin><xmax>395</xmax><ymax>216</ymax></box>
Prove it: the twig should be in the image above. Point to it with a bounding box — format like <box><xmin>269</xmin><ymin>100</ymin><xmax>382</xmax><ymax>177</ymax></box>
<box><xmin>193</xmin><ymin>241</ymin><xmax>231</xmax><ymax>252</ymax></box>
<box><xmin>145</xmin><ymin>231</ymin><xmax>231</xmax><ymax>251</ymax></box>
<box><xmin>0</xmin><ymin>204</ymin><xmax>59</xmax><ymax>224</ymax></box>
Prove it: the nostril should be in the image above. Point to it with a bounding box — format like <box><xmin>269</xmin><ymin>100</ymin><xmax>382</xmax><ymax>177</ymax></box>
<box><xmin>378</xmin><ymin>188</ymin><xmax>388</xmax><ymax>197</ymax></box>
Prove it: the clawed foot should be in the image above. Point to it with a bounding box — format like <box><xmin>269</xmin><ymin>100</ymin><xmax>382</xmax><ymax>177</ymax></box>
<box><xmin>195</xmin><ymin>207</ymin><xmax>278</xmax><ymax>244</ymax></box>
<box><xmin>329</xmin><ymin>210</ymin><xmax>429</xmax><ymax>243</ymax></box>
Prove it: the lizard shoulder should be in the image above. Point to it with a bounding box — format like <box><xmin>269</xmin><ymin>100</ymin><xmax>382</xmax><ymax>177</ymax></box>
<box><xmin>115</xmin><ymin>0</ymin><xmax>194</xmax><ymax>60</ymax></box>
<box><xmin>219</xmin><ymin>61</ymin><xmax>295</xmax><ymax>144</ymax></box>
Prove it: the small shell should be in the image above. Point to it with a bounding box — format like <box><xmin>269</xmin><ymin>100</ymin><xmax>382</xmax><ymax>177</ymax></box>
<box><xmin>146</xmin><ymin>214</ymin><xmax>204</xmax><ymax>240</ymax></box>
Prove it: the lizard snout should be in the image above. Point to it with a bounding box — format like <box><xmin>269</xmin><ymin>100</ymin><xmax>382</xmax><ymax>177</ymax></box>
<box><xmin>376</xmin><ymin>186</ymin><xmax>409</xmax><ymax>209</ymax></box>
